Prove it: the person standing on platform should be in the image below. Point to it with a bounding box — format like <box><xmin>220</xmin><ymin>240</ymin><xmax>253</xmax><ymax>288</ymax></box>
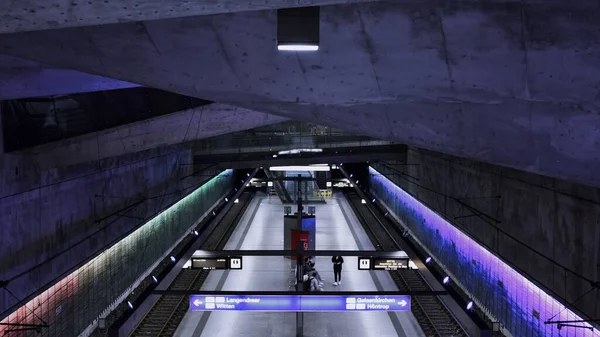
<box><xmin>332</xmin><ymin>256</ymin><xmax>344</xmax><ymax>286</ymax></box>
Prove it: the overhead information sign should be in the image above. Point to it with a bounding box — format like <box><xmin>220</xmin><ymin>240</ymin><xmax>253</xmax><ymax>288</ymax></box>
<box><xmin>191</xmin><ymin>257</ymin><xmax>243</xmax><ymax>270</ymax></box>
<box><xmin>372</xmin><ymin>258</ymin><xmax>409</xmax><ymax>271</ymax></box>
<box><xmin>189</xmin><ymin>295</ymin><xmax>411</xmax><ymax>312</ymax></box>
<box><xmin>358</xmin><ymin>257</ymin><xmax>410</xmax><ymax>270</ymax></box>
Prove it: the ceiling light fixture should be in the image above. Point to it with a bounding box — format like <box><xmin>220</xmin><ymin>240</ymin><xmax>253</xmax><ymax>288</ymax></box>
<box><xmin>277</xmin><ymin>7</ymin><xmax>320</xmax><ymax>52</ymax></box>
<box><xmin>277</xmin><ymin>44</ymin><xmax>319</xmax><ymax>51</ymax></box>
<box><xmin>278</xmin><ymin>148</ymin><xmax>323</xmax><ymax>155</ymax></box>
<box><xmin>269</xmin><ymin>165</ymin><xmax>330</xmax><ymax>172</ymax></box>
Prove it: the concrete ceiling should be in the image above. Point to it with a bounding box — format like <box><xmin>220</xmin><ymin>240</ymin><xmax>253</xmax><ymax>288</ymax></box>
<box><xmin>21</xmin><ymin>103</ymin><xmax>287</xmax><ymax>169</ymax></box>
<box><xmin>0</xmin><ymin>1</ymin><xmax>599</xmax><ymax>186</ymax></box>
<box><xmin>0</xmin><ymin>54</ymin><xmax>138</xmax><ymax>99</ymax></box>
<box><xmin>0</xmin><ymin>0</ymin><xmax>380</xmax><ymax>34</ymax></box>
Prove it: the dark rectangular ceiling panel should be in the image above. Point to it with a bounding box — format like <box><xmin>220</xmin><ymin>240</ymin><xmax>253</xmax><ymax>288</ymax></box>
<box><xmin>1</xmin><ymin>87</ymin><xmax>210</xmax><ymax>152</ymax></box>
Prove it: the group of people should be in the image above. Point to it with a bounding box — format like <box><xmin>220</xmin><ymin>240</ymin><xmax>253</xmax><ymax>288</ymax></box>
<box><xmin>300</xmin><ymin>255</ymin><xmax>345</xmax><ymax>291</ymax></box>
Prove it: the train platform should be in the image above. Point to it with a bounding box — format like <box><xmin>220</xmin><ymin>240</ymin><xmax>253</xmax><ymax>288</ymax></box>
<box><xmin>173</xmin><ymin>197</ymin><xmax>425</xmax><ymax>337</ymax></box>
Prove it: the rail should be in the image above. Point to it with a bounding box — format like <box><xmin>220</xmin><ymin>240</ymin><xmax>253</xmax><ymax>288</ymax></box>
<box><xmin>155</xmin><ymin>270</ymin><xmax>204</xmax><ymax>336</ymax></box>
<box><xmin>129</xmin><ymin>192</ymin><xmax>255</xmax><ymax>337</ymax></box>
<box><xmin>345</xmin><ymin>191</ymin><xmax>467</xmax><ymax>337</ymax></box>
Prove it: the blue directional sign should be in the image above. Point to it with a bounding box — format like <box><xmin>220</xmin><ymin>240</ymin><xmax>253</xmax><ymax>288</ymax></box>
<box><xmin>189</xmin><ymin>295</ymin><xmax>411</xmax><ymax>312</ymax></box>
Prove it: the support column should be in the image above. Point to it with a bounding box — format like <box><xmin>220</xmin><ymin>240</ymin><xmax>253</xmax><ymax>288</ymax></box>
<box><xmin>295</xmin><ymin>174</ymin><xmax>304</xmax><ymax>337</ymax></box>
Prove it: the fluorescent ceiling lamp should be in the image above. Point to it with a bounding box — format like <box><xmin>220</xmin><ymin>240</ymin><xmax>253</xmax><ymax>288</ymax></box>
<box><xmin>270</xmin><ymin>165</ymin><xmax>330</xmax><ymax>172</ymax></box>
<box><xmin>278</xmin><ymin>148</ymin><xmax>323</xmax><ymax>155</ymax></box>
<box><xmin>277</xmin><ymin>44</ymin><xmax>319</xmax><ymax>51</ymax></box>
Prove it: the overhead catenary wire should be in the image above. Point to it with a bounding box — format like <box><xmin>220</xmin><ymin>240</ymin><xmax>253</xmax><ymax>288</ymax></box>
<box><xmin>0</xmin><ymin>106</ymin><xmax>218</xmax><ymax>322</ymax></box>
<box><xmin>371</xmin><ymin>159</ymin><xmax>600</xmax><ymax>310</ymax></box>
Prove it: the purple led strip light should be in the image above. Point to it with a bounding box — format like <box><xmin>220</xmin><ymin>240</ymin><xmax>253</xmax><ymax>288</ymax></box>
<box><xmin>369</xmin><ymin>166</ymin><xmax>600</xmax><ymax>337</ymax></box>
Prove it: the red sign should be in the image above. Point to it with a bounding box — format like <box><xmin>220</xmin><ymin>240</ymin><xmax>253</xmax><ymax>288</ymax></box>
<box><xmin>290</xmin><ymin>229</ymin><xmax>309</xmax><ymax>260</ymax></box>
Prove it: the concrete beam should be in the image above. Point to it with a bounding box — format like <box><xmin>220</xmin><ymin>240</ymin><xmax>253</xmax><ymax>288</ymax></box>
<box><xmin>0</xmin><ymin>54</ymin><xmax>138</xmax><ymax>99</ymax></box>
<box><xmin>0</xmin><ymin>0</ymin><xmax>380</xmax><ymax>34</ymax></box>
<box><xmin>194</xmin><ymin>144</ymin><xmax>405</xmax><ymax>168</ymax></box>
<box><xmin>1</xmin><ymin>2</ymin><xmax>599</xmax><ymax>185</ymax></box>
<box><xmin>19</xmin><ymin>104</ymin><xmax>287</xmax><ymax>169</ymax></box>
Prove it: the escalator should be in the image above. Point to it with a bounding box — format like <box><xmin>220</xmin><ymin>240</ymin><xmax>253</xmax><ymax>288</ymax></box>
<box><xmin>263</xmin><ymin>168</ymin><xmax>293</xmax><ymax>203</ymax></box>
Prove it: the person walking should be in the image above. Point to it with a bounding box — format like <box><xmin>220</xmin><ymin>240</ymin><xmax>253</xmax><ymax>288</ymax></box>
<box><xmin>332</xmin><ymin>256</ymin><xmax>344</xmax><ymax>286</ymax></box>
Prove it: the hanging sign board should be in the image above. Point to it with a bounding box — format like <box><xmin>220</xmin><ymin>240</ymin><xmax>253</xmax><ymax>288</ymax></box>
<box><xmin>191</xmin><ymin>257</ymin><xmax>243</xmax><ymax>270</ymax></box>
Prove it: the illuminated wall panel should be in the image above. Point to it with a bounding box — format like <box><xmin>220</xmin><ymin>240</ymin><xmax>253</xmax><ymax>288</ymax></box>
<box><xmin>0</xmin><ymin>169</ymin><xmax>233</xmax><ymax>337</ymax></box>
<box><xmin>368</xmin><ymin>166</ymin><xmax>600</xmax><ymax>337</ymax></box>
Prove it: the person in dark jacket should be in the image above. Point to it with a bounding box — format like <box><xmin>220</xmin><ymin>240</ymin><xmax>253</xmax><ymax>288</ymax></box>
<box><xmin>332</xmin><ymin>256</ymin><xmax>344</xmax><ymax>285</ymax></box>
<box><xmin>309</xmin><ymin>272</ymin><xmax>321</xmax><ymax>291</ymax></box>
<box><xmin>304</xmin><ymin>256</ymin><xmax>324</xmax><ymax>285</ymax></box>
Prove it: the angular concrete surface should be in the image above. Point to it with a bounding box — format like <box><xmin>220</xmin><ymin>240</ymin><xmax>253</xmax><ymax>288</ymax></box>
<box><xmin>0</xmin><ymin>54</ymin><xmax>138</xmax><ymax>100</ymax></box>
<box><xmin>0</xmin><ymin>0</ymin><xmax>381</xmax><ymax>34</ymax></box>
<box><xmin>20</xmin><ymin>103</ymin><xmax>287</xmax><ymax>169</ymax></box>
<box><xmin>1</xmin><ymin>2</ymin><xmax>599</xmax><ymax>186</ymax></box>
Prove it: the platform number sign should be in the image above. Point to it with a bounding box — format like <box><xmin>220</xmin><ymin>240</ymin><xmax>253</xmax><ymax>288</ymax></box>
<box><xmin>358</xmin><ymin>258</ymin><xmax>371</xmax><ymax>270</ymax></box>
<box><xmin>229</xmin><ymin>257</ymin><xmax>242</xmax><ymax>270</ymax></box>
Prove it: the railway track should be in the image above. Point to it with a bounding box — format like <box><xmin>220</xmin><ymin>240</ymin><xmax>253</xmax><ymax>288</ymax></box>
<box><xmin>345</xmin><ymin>191</ymin><xmax>467</xmax><ymax>337</ymax></box>
<box><xmin>130</xmin><ymin>192</ymin><xmax>255</xmax><ymax>337</ymax></box>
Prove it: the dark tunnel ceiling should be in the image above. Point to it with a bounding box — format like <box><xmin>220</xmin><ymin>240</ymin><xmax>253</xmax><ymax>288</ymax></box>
<box><xmin>0</xmin><ymin>88</ymin><xmax>211</xmax><ymax>151</ymax></box>
<box><xmin>0</xmin><ymin>1</ymin><xmax>599</xmax><ymax>186</ymax></box>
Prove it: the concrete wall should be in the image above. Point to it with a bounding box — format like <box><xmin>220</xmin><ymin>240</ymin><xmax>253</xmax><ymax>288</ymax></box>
<box><xmin>0</xmin><ymin>105</ymin><xmax>224</xmax><ymax>322</ymax></box>
<box><xmin>371</xmin><ymin>146</ymin><xmax>600</xmax><ymax>331</ymax></box>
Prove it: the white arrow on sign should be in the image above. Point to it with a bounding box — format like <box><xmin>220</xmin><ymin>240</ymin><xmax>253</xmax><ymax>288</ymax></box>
<box><xmin>193</xmin><ymin>299</ymin><xmax>203</xmax><ymax>306</ymax></box>
<box><xmin>398</xmin><ymin>300</ymin><xmax>407</xmax><ymax>307</ymax></box>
